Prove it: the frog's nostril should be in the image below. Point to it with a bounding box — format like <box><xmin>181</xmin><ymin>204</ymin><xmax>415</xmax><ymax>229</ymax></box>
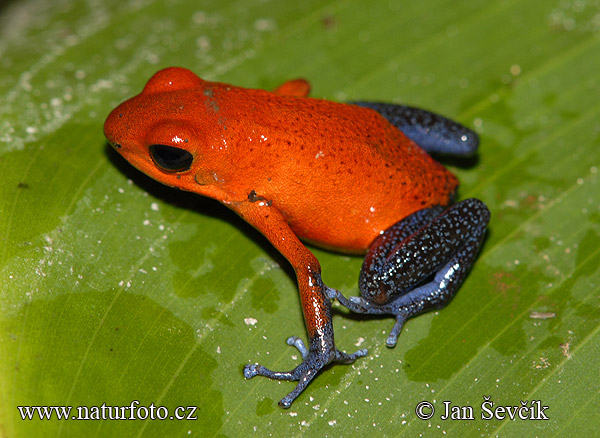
<box><xmin>113</xmin><ymin>143</ymin><xmax>122</xmax><ymax>149</ymax></box>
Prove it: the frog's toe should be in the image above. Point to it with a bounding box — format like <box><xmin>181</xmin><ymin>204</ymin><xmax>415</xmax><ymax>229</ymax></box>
<box><xmin>243</xmin><ymin>363</ymin><xmax>257</xmax><ymax>378</ymax></box>
<box><xmin>385</xmin><ymin>315</ymin><xmax>407</xmax><ymax>347</ymax></box>
<box><xmin>286</xmin><ymin>336</ymin><xmax>309</xmax><ymax>360</ymax></box>
<box><xmin>333</xmin><ymin>289</ymin><xmax>374</xmax><ymax>313</ymax></box>
<box><xmin>335</xmin><ymin>346</ymin><xmax>368</xmax><ymax>363</ymax></box>
<box><xmin>243</xmin><ymin>362</ymin><xmax>299</xmax><ymax>381</ymax></box>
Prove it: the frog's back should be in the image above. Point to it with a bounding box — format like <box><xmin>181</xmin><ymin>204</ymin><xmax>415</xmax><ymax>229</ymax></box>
<box><xmin>213</xmin><ymin>82</ymin><xmax>459</xmax><ymax>253</ymax></box>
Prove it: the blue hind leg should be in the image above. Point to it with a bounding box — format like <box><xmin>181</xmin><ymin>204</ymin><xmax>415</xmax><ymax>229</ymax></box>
<box><xmin>331</xmin><ymin>198</ymin><xmax>490</xmax><ymax>347</ymax></box>
<box><xmin>352</xmin><ymin>102</ymin><xmax>478</xmax><ymax>156</ymax></box>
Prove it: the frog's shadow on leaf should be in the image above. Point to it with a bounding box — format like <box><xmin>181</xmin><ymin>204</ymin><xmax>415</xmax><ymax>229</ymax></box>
<box><xmin>0</xmin><ymin>0</ymin><xmax>16</xmax><ymax>14</ymax></box>
<box><xmin>431</xmin><ymin>152</ymin><xmax>480</xmax><ymax>170</ymax></box>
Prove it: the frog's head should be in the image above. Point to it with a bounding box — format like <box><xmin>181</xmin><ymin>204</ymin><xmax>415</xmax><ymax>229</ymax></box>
<box><xmin>104</xmin><ymin>67</ymin><xmax>224</xmax><ymax>193</ymax></box>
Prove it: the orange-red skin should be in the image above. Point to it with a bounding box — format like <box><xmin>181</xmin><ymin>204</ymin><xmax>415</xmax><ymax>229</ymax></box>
<box><xmin>104</xmin><ymin>67</ymin><xmax>458</xmax><ymax>338</ymax></box>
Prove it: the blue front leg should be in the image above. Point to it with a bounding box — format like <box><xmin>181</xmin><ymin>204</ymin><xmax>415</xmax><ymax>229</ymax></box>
<box><xmin>332</xmin><ymin>198</ymin><xmax>490</xmax><ymax>347</ymax></box>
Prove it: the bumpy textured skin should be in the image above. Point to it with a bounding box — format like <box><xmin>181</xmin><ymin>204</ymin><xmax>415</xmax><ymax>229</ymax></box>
<box><xmin>353</xmin><ymin>102</ymin><xmax>479</xmax><ymax>156</ymax></box>
<box><xmin>103</xmin><ymin>67</ymin><xmax>489</xmax><ymax>408</ymax></box>
<box><xmin>333</xmin><ymin>199</ymin><xmax>489</xmax><ymax>347</ymax></box>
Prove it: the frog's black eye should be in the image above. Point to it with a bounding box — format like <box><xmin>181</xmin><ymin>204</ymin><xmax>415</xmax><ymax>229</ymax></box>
<box><xmin>149</xmin><ymin>144</ymin><xmax>193</xmax><ymax>172</ymax></box>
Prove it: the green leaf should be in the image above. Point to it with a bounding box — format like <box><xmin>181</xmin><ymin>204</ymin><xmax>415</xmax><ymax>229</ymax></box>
<box><xmin>1</xmin><ymin>0</ymin><xmax>599</xmax><ymax>436</ymax></box>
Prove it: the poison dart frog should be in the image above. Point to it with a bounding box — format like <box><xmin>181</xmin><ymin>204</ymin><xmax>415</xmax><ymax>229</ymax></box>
<box><xmin>104</xmin><ymin>67</ymin><xmax>490</xmax><ymax>408</ymax></box>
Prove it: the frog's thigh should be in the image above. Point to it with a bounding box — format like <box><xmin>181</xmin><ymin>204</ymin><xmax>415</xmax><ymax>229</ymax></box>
<box><xmin>336</xmin><ymin>198</ymin><xmax>490</xmax><ymax>347</ymax></box>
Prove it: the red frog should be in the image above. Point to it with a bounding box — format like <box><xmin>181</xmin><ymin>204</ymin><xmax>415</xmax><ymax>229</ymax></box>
<box><xmin>104</xmin><ymin>67</ymin><xmax>490</xmax><ymax>408</ymax></box>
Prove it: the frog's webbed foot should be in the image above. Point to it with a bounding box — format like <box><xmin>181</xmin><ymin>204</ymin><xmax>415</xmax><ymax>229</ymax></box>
<box><xmin>333</xmin><ymin>199</ymin><xmax>490</xmax><ymax>348</ymax></box>
<box><xmin>244</xmin><ymin>335</ymin><xmax>367</xmax><ymax>408</ymax></box>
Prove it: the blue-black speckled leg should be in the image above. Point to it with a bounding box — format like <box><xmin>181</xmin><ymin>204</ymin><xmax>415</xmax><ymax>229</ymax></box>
<box><xmin>332</xmin><ymin>198</ymin><xmax>490</xmax><ymax>347</ymax></box>
<box><xmin>352</xmin><ymin>102</ymin><xmax>479</xmax><ymax>156</ymax></box>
